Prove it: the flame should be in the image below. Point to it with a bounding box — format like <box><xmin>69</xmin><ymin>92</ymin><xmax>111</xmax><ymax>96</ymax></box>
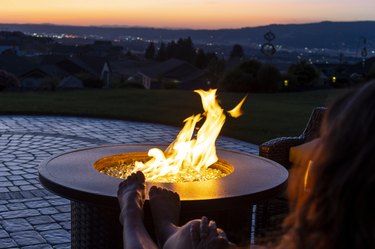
<box><xmin>132</xmin><ymin>89</ymin><xmax>246</xmax><ymax>181</ymax></box>
<box><xmin>228</xmin><ymin>94</ymin><xmax>247</xmax><ymax>118</ymax></box>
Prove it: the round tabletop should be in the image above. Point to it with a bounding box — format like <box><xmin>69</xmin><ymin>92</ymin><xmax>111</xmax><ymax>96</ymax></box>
<box><xmin>39</xmin><ymin>144</ymin><xmax>288</xmax><ymax>211</ymax></box>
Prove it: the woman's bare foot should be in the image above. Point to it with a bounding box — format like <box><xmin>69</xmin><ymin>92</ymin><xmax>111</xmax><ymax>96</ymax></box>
<box><xmin>149</xmin><ymin>186</ymin><xmax>181</xmax><ymax>247</ymax></box>
<box><xmin>117</xmin><ymin>171</ymin><xmax>146</xmax><ymax>226</ymax></box>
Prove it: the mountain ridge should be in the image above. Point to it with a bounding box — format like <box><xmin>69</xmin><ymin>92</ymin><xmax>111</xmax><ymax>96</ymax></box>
<box><xmin>1</xmin><ymin>21</ymin><xmax>375</xmax><ymax>50</ymax></box>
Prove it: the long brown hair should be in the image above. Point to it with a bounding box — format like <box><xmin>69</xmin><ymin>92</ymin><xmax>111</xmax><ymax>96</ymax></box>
<box><xmin>276</xmin><ymin>81</ymin><xmax>375</xmax><ymax>249</ymax></box>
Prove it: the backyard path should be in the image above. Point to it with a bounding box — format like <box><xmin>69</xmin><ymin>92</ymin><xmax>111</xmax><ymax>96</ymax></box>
<box><xmin>0</xmin><ymin>115</ymin><xmax>258</xmax><ymax>249</ymax></box>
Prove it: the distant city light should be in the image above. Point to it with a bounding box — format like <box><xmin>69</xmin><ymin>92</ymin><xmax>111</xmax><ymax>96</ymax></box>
<box><xmin>64</xmin><ymin>34</ymin><xmax>79</xmax><ymax>39</ymax></box>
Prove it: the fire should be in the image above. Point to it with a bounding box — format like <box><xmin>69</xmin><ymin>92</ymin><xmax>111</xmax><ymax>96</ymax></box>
<box><xmin>132</xmin><ymin>89</ymin><xmax>246</xmax><ymax>181</ymax></box>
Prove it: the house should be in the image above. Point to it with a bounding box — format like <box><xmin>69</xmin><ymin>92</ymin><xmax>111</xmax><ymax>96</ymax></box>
<box><xmin>19</xmin><ymin>64</ymin><xmax>84</xmax><ymax>90</ymax></box>
<box><xmin>19</xmin><ymin>55</ymin><xmax>111</xmax><ymax>89</ymax></box>
<box><xmin>59</xmin><ymin>75</ymin><xmax>84</xmax><ymax>89</ymax></box>
<box><xmin>0</xmin><ymin>44</ymin><xmax>20</xmax><ymax>55</ymax></box>
<box><xmin>110</xmin><ymin>58</ymin><xmax>157</xmax><ymax>86</ymax></box>
<box><xmin>77</xmin><ymin>56</ymin><xmax>112</xmax><ymax>87</ymax></box>
<box><xmin>138</xmin><ymin>58</ymin><xmax>207</xmax><ymax>89</ymax></box>
<box><xmin>0</xmin><ymin>54</ymin><xmax>37</xmax><ymax>76</ymax></box>
<box><xmin>40</xmin><ymin>55</ymin><xmax>112</xmax><ymax>87</ymax></box>
<box><xmin>19</xmin><ymin>67</ymin><xmax>55</xmax><ymax>90</ymax></box>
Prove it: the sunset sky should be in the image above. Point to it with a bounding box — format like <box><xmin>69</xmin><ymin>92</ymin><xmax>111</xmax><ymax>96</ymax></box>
<box><xmin>1</xmin><ymin>0</ymin><xmax>375</xmax><ymax>29</ymax></box>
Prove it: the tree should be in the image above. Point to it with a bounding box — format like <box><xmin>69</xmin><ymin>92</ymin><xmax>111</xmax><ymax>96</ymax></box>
<box><xmin>229</xmin><ymin>44</ymin><xmax>244</xmax><ymax>59</ymax></box>
<box><xmin>160</xmin><ymin>37</ymin><xmax>202</xmax><ymax>63</ymax></box>
<box><xmin>145</xmin><ymin>42</ymin><xmax>156</xmax><ymax>59</ymax></box>
<box><xmin>175</xmin><ymin>37</ymin><xmax>195</xmax><ymax>62</ymax></box>
<box><xmin>125</xmin><ymin>50</ymin><xmax>133</xmax><ymax>57</ymax></box>
<box><xmin>221</xmin><ymin>60</ymin><xmax>262</xmax><ymax>92</ymax></box>
<box><xmin>238</xmin><ymin>60</ymin><xmax>262</xmax><ymax>76</ymax></box>
<box><xmin>156</xmin><ymin>42</ymin><xmax>167</xmax><ymax>61</ymax></box>
<box><xmin>194</xmin><ymin>49</ymin><xmax>207</xmax><ymax>69</ymax></box>
<box><xmin>287</xmin><ymin>61</ymin><xmax>320</xmax><ymax>88</ymax></box>
<box><xmin>205</xmin><ymin>52</ymin><xmax>218</xmax><ymax>63</ymax></box>
<box><xmin>257</xmin><ymin>64</ymin><xmax>282</xmax><ymax>92</ymax></box>
<box><xmin>166</xmin><ymin>41</ymin><xmax>176</xmax><ymax>58</ymax></box>
<box><xmin>206</xmin><ymin>57</ymin><xmax>225</xmax><ymax>87</ymax></box>
<box><xmin>220</xmin><ymin>68</ymin><xmax>252</xmax><ymax>92</ymax></box>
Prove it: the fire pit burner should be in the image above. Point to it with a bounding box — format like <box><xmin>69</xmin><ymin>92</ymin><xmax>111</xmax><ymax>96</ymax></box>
<box><xmin>39</xmin><ymin>144</ymin><xmax>288</xmax><ymax>249</ymax></box>
<box><xmin>95</xmin><ymin>152</ymin><xmax>233</xmax><ymax>182</ymax></box>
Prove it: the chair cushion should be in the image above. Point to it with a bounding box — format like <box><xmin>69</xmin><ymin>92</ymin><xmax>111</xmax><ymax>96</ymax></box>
<box><xmin>289</xmin><ymin>138</ymin><xmax>321</xmax><ymax>168</ymax></box>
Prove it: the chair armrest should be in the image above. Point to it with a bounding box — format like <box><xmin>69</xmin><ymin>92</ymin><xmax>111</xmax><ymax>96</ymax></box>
<box><xmin>302</xmin><ymin>107</ymin><xmax>327</xmax><ymax>141</ymax></box>
<box><xmin>259</xmin><ymin>136</ymin><xmax>305</xmax><ymax>169</ymax></box>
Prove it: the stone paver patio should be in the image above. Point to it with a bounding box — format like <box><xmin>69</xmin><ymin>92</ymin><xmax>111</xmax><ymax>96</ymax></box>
<box><xmin>0</xmin><ymin>115</ymin><xmax>258</xmax><ymax>249</ymax></box>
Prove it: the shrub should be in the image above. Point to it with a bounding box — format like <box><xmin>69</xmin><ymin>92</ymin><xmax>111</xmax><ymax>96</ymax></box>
<box><xmin>206</xmin><ymin>58</ymin><xmax>225</xmax><ymax>87</ymax></box>
<box><xmin>229</xmin><ymin>44</ymin><xmax>245</xmax><ymax>59</ymax></box>
<box><xmin>257</xmin><ymin>64</ymin><xmax>282</xmax><ymax>92</ymax></box>
<box><xmin>123</xmin><ymin>82</ymin><xmax>145</xmax><ymax>89</ymax></box>
<box><xmin>40</xmin><ymin>77</ymin><xmax>59</xmax><ymax>91</ymax></box>
<box><xmin>220</xmin><ymin>68</ymin><xmax>254</xmax><ymax>92</ymax></box>
<box><xmin>162</xmin><ymin>81</ymin><xmax>179</xmax><ymax>89</ymax></box>
<box><xmin>78</xmin><ymin>73</ymin><xmax>104</xmax><ymax>88</ymax></box>
<box><xmin>0</xmin><ymin>70</ymin><xmax>20</xmax><ymax>91</ymax></box>
<box><xmin>368</xmin><ymin>62</ymin><xmax>375</xmax><ymax>80</ymax></box>
<box><xmin>238</xmin><ymin>60</ymin><xmax>262</xmax><ymax>75</ymax></box>
<box><xmin>221</xmin><ymin>59</ymin><xmax>282</xmax><ymax>93</ymax></box>
<box><xmin>220</xmin><ymin>60</ymin><xmax>263</xmax><ymax>92</ymax></box>
<box><xmin>287</xmin><ymin>61</ymin><xmax>320</xmax><ymax>88</ymax></box>
<box><xmin>281</xmin><ymin>74</ymin><xmax>299</xmax><ymax>91</ymax></box>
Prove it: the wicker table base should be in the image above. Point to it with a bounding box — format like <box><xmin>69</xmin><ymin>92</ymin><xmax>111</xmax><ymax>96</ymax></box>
<box><xmin>71</xmin><ymin>201</ymin><xmax>123</xmax><ymax>249</ymax></box>
<box><xmin>70</xmin><ymin>200</ymin><xmax>253</xmax><ymax>248</ymax></box>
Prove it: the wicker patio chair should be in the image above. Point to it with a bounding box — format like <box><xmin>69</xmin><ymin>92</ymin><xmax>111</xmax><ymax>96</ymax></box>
<box><xmin>259</xmin><ymin>107</ymin><xmax>327</xmax><ymax>169</ymax></box>
<box><xmin>255</xmin><ymin>107</ymin><xmax>327</xmax><ymax>245</ymax></box>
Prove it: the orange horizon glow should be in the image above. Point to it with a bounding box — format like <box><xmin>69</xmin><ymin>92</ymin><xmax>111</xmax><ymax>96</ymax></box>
<box><xmin>1</xmin><ymin>0</ymin><xmax>375</xmax><ymax>29</ymax></box>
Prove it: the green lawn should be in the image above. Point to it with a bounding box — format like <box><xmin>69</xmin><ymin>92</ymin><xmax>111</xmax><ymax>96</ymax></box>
<box><xmin>0</xmin><ymin>88</ymin><xmax>347</xmax><ymax>144</ymax></box>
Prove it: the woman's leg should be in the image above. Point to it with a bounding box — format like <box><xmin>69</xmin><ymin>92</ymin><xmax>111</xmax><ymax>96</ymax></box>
<box><xmin>117</xmin><ymin>171</ymin><xmax>158</xmax><ymax>249</ymax></box>
<box><xmin>149</xmin><ymin>186</ymin><xmax>181</xmax><ymax>247</ymax></box>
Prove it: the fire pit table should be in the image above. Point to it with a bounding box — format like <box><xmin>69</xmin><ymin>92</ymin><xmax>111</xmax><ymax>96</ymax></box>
<box><xmin>39</xmin><ymin>144</ymin><xmax>288</xmax><ymax>249</ymax></box>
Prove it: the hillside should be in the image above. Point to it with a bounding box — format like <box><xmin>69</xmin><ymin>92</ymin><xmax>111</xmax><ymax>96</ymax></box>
<box><xmin>1</xmin><ymin>21</ymin><xmax>375</xmax><ymax>50</ymax></box>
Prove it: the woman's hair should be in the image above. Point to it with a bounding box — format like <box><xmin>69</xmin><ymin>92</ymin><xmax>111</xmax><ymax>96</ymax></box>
<box><xmin>276</xmin><ymin>80</ymin><xmax>375</xmax><ymax>249</ymax></box>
